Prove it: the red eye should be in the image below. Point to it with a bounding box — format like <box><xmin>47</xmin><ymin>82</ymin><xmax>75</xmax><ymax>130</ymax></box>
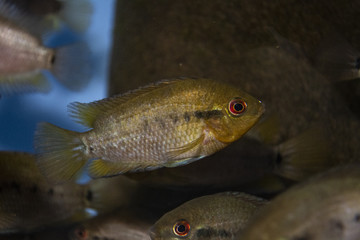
<box><xmin>228</xmin><ymin>98</ymin><xmax>247</xmax><ymax>116</ymax></box>
<box><xmin>173</xmin><ymin>220</ymin><xmax>190</xmax><ymax>237</ymax></box>
<box><xmin>74</xmin><ymin>226</ymin><xmax>88</xmax><ymax>240</ymax></box>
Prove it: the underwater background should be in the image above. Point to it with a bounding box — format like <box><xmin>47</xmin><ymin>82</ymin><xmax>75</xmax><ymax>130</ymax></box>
<box><xmin>0</xmin><ymin>0</ymin><xmax>115</xmax><ymax>152</ymax></box>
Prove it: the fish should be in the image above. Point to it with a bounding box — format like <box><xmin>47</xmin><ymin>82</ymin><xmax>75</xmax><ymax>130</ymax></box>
<box><xmin>237</xmin><ymin>165</ymin><xmax>360</xmax><ymax>240</ymax></box>
<box><xmin>149</xmin><ymin>192</ymin><xmax>267</xmax><ymax>240</ymax></box>
<box><xmin>0</xmin><ymin>0</ymin><xmax>92</xmax><ymax>95</ymax></box>
<box><xmin>69</xmin><ymin>208</ymin><xmax>154</xmax><ymax>240</ymax></box>
<box><xmin>4</xmin><ymin>0</ymin><xmax>93</xmax><ymax>33</ymax></box>
<box><xmin>0</xmin><ymin>151</ymin><xmax>133</xmax><ymax>234</ymax></box>
<box><xmin>35</xmin><ymin>78</ymin><xmax>264</xmax><ymax>183</ymax></box>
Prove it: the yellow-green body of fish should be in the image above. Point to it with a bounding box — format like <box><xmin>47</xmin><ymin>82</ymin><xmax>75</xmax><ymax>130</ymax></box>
<box><xmin>35</xmin><ymin>78</ymin><xmax>264</xmax><ymax>182</ymax></box>
<box><xmin>238</xmin><ymin>165</ymin><xmax>360</xmax><ymax>240</ymax></box>
<box><xmin>150</xmin><ymin>192</ymin><xmax>267</xmax><ymax>240</ymax></box>
<box><xmin>0</xmin><ymin>151</ymin><xmax>94</xmax><ymax>234</ymax></box>
<box><xmin>0</xmin><ymin>1</ymin><xmax>91</xmax><ymax>94</ymax></box>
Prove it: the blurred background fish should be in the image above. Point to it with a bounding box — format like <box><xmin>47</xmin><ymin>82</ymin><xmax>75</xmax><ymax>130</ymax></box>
<box><xmin>35</xmin><ymin>78</ymin><xmax>264</xmax><ymax>183</ymax></box>
<box><xmin>69</xmin><ymin>208</ymin><xmax>153</xmax><ymax>240</ymax></box>
<box><xmin>0</xmin><ymin>151</ymin><xmax>134</xmax><ymax>234</ymax></box>
<box><xmin>238</xmin><ymin>165</ymin><xmax>360</xmax><ymax>240</ymax></box>
<box><xmin>150</xmin><ymin>192</ymin><xmax>267</xmax><ymax>240</ymax></box>
<box><xmin>0</xmin><ymin>0</ymin><xmax>93</xmax><ymax>95</ymax></box>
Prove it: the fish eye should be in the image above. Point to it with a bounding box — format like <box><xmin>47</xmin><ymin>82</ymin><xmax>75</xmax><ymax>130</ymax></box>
<box><xmin>173</xmin><ymin>220</ymin><xmax>190</xmax><ymax>237</ymax></box>
<box><xmin>228</xmin><ymin>98</ymin><xmax>247</xmax><ymax>116</ymax></box>
<box><xmin>74</xmin><ymin>226</ymin><xmax>88</xmax><ymax>239</ymax></box>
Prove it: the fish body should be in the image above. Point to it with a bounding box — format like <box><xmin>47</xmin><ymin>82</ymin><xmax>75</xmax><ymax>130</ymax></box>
<box><xmin>35</xmin><ymin>78</ymin><xmax>264</xmax><ymax>182</ymax></box>
<box><xmin>0</xmin><ymin>151</ymin><xmax>94</xmax><ymax>233</ymax></box>
<box><xmin>150</xmin><ymin>192</ymin><xmax>267</xmax><ymax>240</ymax></box>
<box><xmin>238</xmin><ymin>165</ymin><xmax>360</xmax><ymax>240</ymax></box>
<box><xmin>69</xmin><ymin>208</ymin><xmax>153</xmax><ymax>240</ymax></box>
<box><xmin>0</xmin><ymin>0</ymin><xmax>91</xmax><ymax>94</ymax></box>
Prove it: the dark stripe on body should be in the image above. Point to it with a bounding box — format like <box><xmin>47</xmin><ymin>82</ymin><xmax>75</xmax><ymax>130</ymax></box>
<box><xmin>196</xmin><ymin>227</ymin><xmax>232</xmax><ymax>238</ymax></box>
<box><xmin>194</xmin><ymin>110</ymin><xmax>223</xmax><ymax>119</ymax></box>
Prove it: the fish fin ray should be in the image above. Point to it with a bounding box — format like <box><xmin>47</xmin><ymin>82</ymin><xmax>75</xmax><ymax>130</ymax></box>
<box><xmin>68</xmin><ymin>78</ymin><xmax>188</xmax><ymax>127</ymax></box>
<box><xmin>0</xmin><ymin>72</ymin><xmax>50</xmax><ymax>95</ymax></box>
<box><xmin>52</xmin><ymin>42</ymin><xmax>93</xmax><ymax>91</ymax></box>
<box><xmin>165</xmin><ymin>134</ymin><xmax>205</xmax><ymax>163</ymax></box>
<box><xmin>34</xmin><ymin>122</ymin><xmax>87</xmax><ymax>183</ymax></box>
<box><xmin>88</xmin><ymin>159</ymin><xmax>135</xmax><ymax>178</ymax></box>
<box><xmin>274</xmin><ymin>126</ymin><xmax>333</xmax><ymax>181</ymax></box>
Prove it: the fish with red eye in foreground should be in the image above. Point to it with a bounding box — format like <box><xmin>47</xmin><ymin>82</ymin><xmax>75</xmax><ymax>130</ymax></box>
<box><xmin>35</xmin><ymin>78</ymin><xmax>264</xmax><ymax>183</ymax></box>
<box><xmin>0</xmin><ymin>0</ymin><xmax>92</xmax><ymax>95</ymax></box>
<box><xmin>149</xmin><ymin>192</ymin><xmax>267</xmax><ymax>240</ymax></box>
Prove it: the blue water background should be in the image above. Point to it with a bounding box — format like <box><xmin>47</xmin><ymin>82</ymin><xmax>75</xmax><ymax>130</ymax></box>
<box><xmin>0</xmin><ymin>0</ymin><xmax>115</xmax><ymax>152</ymax></box>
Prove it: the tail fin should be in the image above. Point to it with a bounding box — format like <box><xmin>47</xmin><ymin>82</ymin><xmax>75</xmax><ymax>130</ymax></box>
<box><xmin>0</xmin><ymin>72</ymin><xmax>50</xmax><ymax>95</ymax></box>
<box><xmin>58</xmin><ymin>0</ymin><xmax>93</xmax><ymax>32</ymax></box>
<box><xmin>34</xmin><ymin>122</ymin><xmax>88</xmax><ymax>183</ymax></box>
<box><xmin>51</xmin><ymin>42</ymin><xmax>92</xmax><ymax>91</ymax></box>
<box><xmin>315</xmin><ymin>34</ymin><xmax>360</xmax><ymax>82</ymax></box>
<box><xmin>273</xmin><ymin>127</ymin><xmax>332</xmax><ymax>181</ymax></box>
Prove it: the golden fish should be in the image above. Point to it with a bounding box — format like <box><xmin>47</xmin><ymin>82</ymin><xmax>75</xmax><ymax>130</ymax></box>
<box><xmin>150</xmin><ymin>192</ymin><xmax>267</xmax><ymax>240</ymax></box>
<box><xmin>0</xmin><ymin>151</ymin><xmax>130</xmax><ymax>234</ymax></box>
<box><xmin>0</xmin><ymin>0</ymin><xmax>91</xmax><ymax>95</ymax></box>
<box><xmin>35</xmin><ymin>78</ymin><xmax>264</xmax><ymax>183</ymax></box>
<box><xmin>238</xmin><ymin>165</ymin><xmax>360</xmax><ymax>240</ymax></box>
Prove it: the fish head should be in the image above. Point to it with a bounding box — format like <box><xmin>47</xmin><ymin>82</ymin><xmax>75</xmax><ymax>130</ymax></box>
<box><xmin>206</xmin><ymin>89</ymin><xmax>265</xmax><ymax>143</ymax></box>
<box><xmin>149</xmin><ymin>217</ymin><xmax>199</xmax><ymax>240</ymax></box>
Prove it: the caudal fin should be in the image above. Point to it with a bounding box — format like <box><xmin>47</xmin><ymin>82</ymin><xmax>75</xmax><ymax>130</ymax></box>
<box><xmin>52</xmin><ymin>42</ymin><xmax>92</xmax><ymax>91</ymax></box>
<box><xmin>315</xmin><ymin>34</ymin><xmax>360</xmax><ymax>82</ymax></box>
<box><xmin>34</xmin><ymin>122</ymin><xmax>88</xmax><ymax>183</ymax></box>
<box><xmin>274</xmin><ymin>127</ymin><xmax>333</xmax><ymax>181</ymax></box>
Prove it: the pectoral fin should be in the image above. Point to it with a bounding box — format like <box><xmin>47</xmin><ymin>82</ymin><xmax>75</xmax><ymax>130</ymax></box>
<box><xmin>164</xmin><ymin>134</ymin><xmax>205</xmax><ymax>167</ymax></box>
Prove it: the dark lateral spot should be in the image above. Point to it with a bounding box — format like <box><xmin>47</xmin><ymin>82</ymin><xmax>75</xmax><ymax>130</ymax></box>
<box><xmin>354</xmin><ymin>213</ymin><xmax>360</xmax><ymax>222</ymax></box>
<box><xmin>184</xmin><ymin>112</ymin><xmax>191</xmax><ymax>122</ymax></box>
<box><xmin>155</xmin><ymin>117</ymin><xmax>166</xmax><ymax>128</ymax></box>
<box><xmin>86</xmin><ymin>190</ymin><xmax>93</xmax><ymax>202</ymax></box>
<box><xmin>31</xmin><ymin>184</ymin><xmax>38</xmax><ymax>193</ymax></box>
<box><xmin>194</xmin><ymin>110</ymin><xmax>223</xmax><ymax>120</ymax></box>
<box><xmin>11</xmin><ymin>181</ymin><xmax>21</xmax><ymax>193</ymax></box>
<box><xmin>48</xmin><ymin>188</ymin><xmax>54</xmax><ymax>196</ymax></box>
<box><xmin>196</xmin><ymin>228</ymin><xmax>231</xmax><ymax>238</ymax></box>
<box><xmin>143</xmin><ymin>119</ymin><xmax>149</xmax><ymax>130</ymax></box>
<box><xmin>170</xmin><ymin>114</ymin><xmax>179</xmax><ymax>124</ymax></box>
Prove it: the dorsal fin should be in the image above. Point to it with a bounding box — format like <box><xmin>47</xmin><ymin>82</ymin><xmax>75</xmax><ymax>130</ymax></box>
<box><xmin>68</xmin><ymin>78</ymin><xmax>187</xmax><ymax>128</ymax></box>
